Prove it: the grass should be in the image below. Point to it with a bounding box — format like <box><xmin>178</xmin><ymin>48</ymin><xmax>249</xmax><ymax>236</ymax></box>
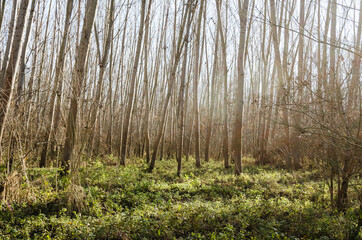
<box><xmin>0</xmin><ymin>157</ymin><xmax>360</xmax><ymax>239</ymax></box>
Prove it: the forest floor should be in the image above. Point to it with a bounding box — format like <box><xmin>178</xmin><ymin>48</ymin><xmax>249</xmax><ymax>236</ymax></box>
<box><xmin>0</xmin><ymin>157</ymin><xmax>360</xmax><ymax>239</ymax></box>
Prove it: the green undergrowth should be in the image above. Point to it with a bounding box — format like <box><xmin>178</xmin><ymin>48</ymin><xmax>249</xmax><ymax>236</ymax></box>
<box><xmin>0</xmin><ymin>157</ymin><xmax>360</xmax><ymax>239</ymax></box>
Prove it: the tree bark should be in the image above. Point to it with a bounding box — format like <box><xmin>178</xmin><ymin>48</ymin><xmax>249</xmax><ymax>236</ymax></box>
<box><xmin>40</xmin><ymin>0</ymin><xmax>75</xmax><ymax>167</ymax></box>
<box><xmin>270</xmin><ymin>0</ymin><xmax>291</xmax><ymax>169</ymax></box>
<box><xmin>232</xmin><ymin>0</ymin><xmax>249</xmax><ymax>175</ymax></box>
<box><xmin>205</xmin><ymin>6</ymin><xmax>219</xmax><ymax>163</ymax></box>
<box><xmin>193</xmin><ymin>0</ymin><xmax>204</xmax><ymax>168</ymax></box>
<box><xmin>84</xmin><ymin>0</ymin><xmax>115</xmax><ymax>155</ymax></box>
<box><xmin>62</xmin><ymin>0</ymin><xmax>98</xmax><ymax>178</ymax></box>
<box><xmin>0</xmin><ymin>0</ymin><xmax>30</xmax><ymax>137</ymax></box>
<box><xmin>217</xmin><ymin>0</ymin><xmax>230</xmax><ymax>169</ymax></box>
<box><xmin>149</xmin><ymin>1</ymin><xmax>194</xmax><ymax>172</ymax></box>
<box><xmin>119</xmin><ymin>0</ymin><xmax>146</xmax><ymax>165</ymax></box>
<box><xmin>0</xmin><ymin>0</ymin><xmax>17</xmax><ymax>89</ymax></box>
<box><xmin>176</xmin><ymin>4</ymin><xmax>193</xmax><ymax>176</ymax></box>
<box><xmin>142</xmin><ymin>0</ymin><xmax>153</xmax><ymax>163</ymax></box>
<box><xmin>294</xmin><ymin>0</ymin><xmax>305</xmax><ymax>169</ymax></box>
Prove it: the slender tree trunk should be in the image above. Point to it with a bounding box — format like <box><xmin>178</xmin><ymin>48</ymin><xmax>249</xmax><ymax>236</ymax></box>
<box><xmin>258</xmin><ymin>3</ymin><xmax>271</xmax><ymax>164</ymax></box>
<box><xmin>119</xmin><ymin>0</ymin><xmax>146</xmax><ymax>165</ymax></box>
<box><xmin>192</xmin><ymin>0</ymin><xmax>204</xmax><ymax>168</ymax></box>
<box><xmin>106</xmin><ymin>23</ymin><xmax>114</xmax><ymax>155</ymax></box>
<box><xmin>62</xmin><ymin>0</ymin><xmax>98</xmax><ymax>178</ymax></box>
<box><xmin>232</xmin><ymin>0</ymin><xmax>249</xmax><ymax>175</ymax></box>
<box><xmin>8</xmin><ymin>0</ymin><xmax>36</xmax><ymax>173</ymax></box>
<box><xmin>34</xmin><ymin>0</ymin><xmax>52</xmax><ymax>136</ymax></box>
<box><xmin>0</xmin><ymin>0</ymin><xmax>6</xmax><ymax>32</ymax></box>
<box><xmin>184</xmin><ymin>72</ymin><xmax>193</xmax><ymax>162</ymax></box>
<box><xmin>0</xmin><ymin>0</ymin><xmax>30</xmax><ymax>140</ymax></box>
<box><xmin>217</xmin><ymin>0</ymin><xmax>230</xmax><ymax>169</ymax></box>
<box><xmin>142</xmin><ymin>0</ymin><xmax>153</xmax><ymax>163</ymax></box>
<box><xmin>329</xmin><ymin>0</ymin><xmax>337</xmax><ymax>209</ymax></box>
<box><xmin>24</xmin><ymin>2</ymin><xmax>41</xmax><ymax>151</ymax></box>
<box><xmin>16</xmin><ymin>0</ymin><xmax>36</xmax><ymax>107</ymax></box>
<box><xmin>114</xmin><ymin>0</ymin><xmax>130</xmax><ymax>157</ymax></box>
<box><xmin>84</xmin><ymin>0</ymin><xmax>115</xmax><ymax>155</ymax></box>
<box><xmin>294</xmin><ymin>0</ymin><xmax>304</xmax><ymax>169</ymax></box>
<box><xmin>349</xmin><ymin>0</ymin><xmax>362</xmax><ymax>108</ymax></box>
<box><xmin>176</xmin><ymin>5</ymin><xmax>192</xmax><ymax>176</ymax></box>
<box><xmin>270</xmin><ymin>0</ymin><xmax>291</xmax><ymax>169</ymax></box>
<box><xmin>40</xmin><ymin>0</ymin><xmax>74</xmax><ymax>167</ymax></box>
<box><xmin>205</xmin><ymin>10</ymin><xmax>219</xmax><ymax>163</ymax></box>
<box><xmin>149</xmin><ymin>2</ymin><xmax>194</xmax><ymax>172</ymax></box>
<box><xmin>0</xmin><ymin>0</ymin><xmax>17</xmax><ymax>89</ymax></box>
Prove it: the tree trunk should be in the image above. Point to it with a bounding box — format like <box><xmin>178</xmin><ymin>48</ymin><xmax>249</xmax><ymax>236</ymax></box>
<box><xmin>349</xmin><ymin>0</ymin><xmax>362</xmax><ymax>108</ymax></box>
<box><xmin>0</xmin><ymin>0</ymin><xmax>6</xmax><ymax>32</ymax></box>
<box><xmin>232</xmin><ymin>0</ymin><xmax>249</xmax><ymax>175</ymax></box>
<box><xmin>142</xmin><ymin>0</ymin><xmax>153</xmax><ymax>163</ymax></box>
<box><xmin>0</xmin><ymin>0</ymin><xmax>30</xmax><ymax>137</ymax></box>
<box><xmin>84</xmin><ymin>0</ymin><xmax>115</xmax><ymax>155</ymax></box>
<box><xmin>270</xmin><ymin>0</ymin><xmax>291</xmax><ymax>169</ymax></box>
<box><xmin>40</xmin><ymin>0</ymin><xmax>75</xmax><ymax>167</ymax></box>
<box><xmin>294</xmin><ymin>0</ymin><xmax>305</xmax><ymax>169</ymax></box>
<box><xmin>119</xmin><ymin>0</ymin><xmax>146</xmax><ymax>165</ymax></box>
<box><xmin>0</xmin><ymin>0</ymin><xmax>17</xmax><ymax>89</ymax></box>
<box><xmin>205</xmin><ymin>7</ymin><xmax>219</xmax><ymax>162</ymax></box>
<box><xmin>192</xmin><ymin>0</ymin><xmax>204</xmax><ymax>168</ymax></box>
<box><xmin>8</xmin><ymin>0</ymin><xmax>36</xmax><ymax>173</ymax></box>
<box><xmin>149</xmin><ymin>2</ymin><xmax>194</xmax><ymax>172</ymax></box>
<box><xmin>62</xmin><ymin>0</ymin><xmax>98</xmax><ymax>178</ymax></box>
<box><xmin>176</xmin><ymin>4</ymin><xmax>193</xmax><ymax>176</ymax></box>
<box><xmin>216</xmin><ymin>0</ymin><xmax>230</xmax><ymax>169</ymax></box>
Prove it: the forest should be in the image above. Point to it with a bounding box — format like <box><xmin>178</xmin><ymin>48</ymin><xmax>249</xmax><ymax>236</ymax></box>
<box><xmin>0</xmin><ymin>0</ymin><xmax>361</xmax><ymax>239</ymax></box>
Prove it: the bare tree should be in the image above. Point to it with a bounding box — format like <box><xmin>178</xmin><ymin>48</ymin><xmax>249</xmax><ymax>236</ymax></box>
<box><xmin>0</xmin><ymin>0</ymin><xmax>6</xmax><ymax>32</ymax></box>
<box><xmin>205</xmin><ymin>3</ymin><xmax>219</xmax><ymax>163</ymax></box>
<box><xmin>85</xmin><ymin>0</ymin><xmax>115</xmax><ymax>155</ymax></box>
<box><xmin>231</xmin><ymin>0</ymin><xmax>249</xmax><ymax>175</ymax></box>
<box><xmin>0</xmin><ymin>0</ymin><xmax>30</xmax><ymax>140</ymax></box>
<box><xmin>192</xmin><ymin>0</ymin><xmax>204</xmax><ymax>168</ymax></box>
<box><xmin>148</xmin><ymin>1</ymin><xmax>195</xmax><ymax>172</ymax></box>
<box><xmin>270</xmin><ymin>0</ymin><xmax>291</xmax><ymax>169</ymax></box>
<box><xmin>119</xmin><ymin>0</ymin><xmax>146</xmax><ymax>165</ymax></box>
<box><xmin>176</xmin><ymin>1</ymin><xmax>193</xmax><ymax>176</ymax></box>
<box><xmin>40</xmin><ymin>0</ymin><xmax>75</xmax><ymax>168</ymax></box>
<box><xmin>217</xmin><ymin>0</ymin><xmax>230</xmax><ymax>169</ymax></box>
<box><xmin>294</xmin><ymin>0</ymin><xmax>305</xmax><ymax>169</ymax></box>
<box><xmin>141</xmin><ymin>0</ymin><xmax>153</xmax><ymax>163</ymax></box>
<box><xmin>62</xmin><ymin>0</ymin><xmax>98</xmax><ymax>177</ymax></box>
<box><xmin>0</xmin><ymin>0</ymin><xmax>17</xmax><ymax>89</ymax></box>
<box><xmin>8</xmin><ymin>0</ymin><xmax>37</xmax><ymax>173</ymax></box>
